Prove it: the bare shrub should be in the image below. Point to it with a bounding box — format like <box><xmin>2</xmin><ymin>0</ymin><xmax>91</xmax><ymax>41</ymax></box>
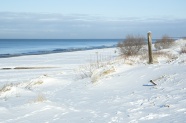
<box><xmin>182</xmin><ymin>37</ymin><xmax>186</xmax><ymax>40</ymax></box>
<box><xmin>154</xmin><ymin>35</ymin><xmax>175</xmax><ymax>50</ymax></box>
<box><xmin>77</xmin><ymin>63</ymin><xmax>97</xmax><ymax>79</ymax></box>
<box><xmin>117</xmin><ymin>35</ymin><xmax>145</xmax><ymax>56</ymax></box>
<box><xmin>180</xmin><ymin>46</ymin><xmax>186</xmax><ymax>54</ymax></box>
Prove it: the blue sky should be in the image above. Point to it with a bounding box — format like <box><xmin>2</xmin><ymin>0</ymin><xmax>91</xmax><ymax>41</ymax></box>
<box><xmin>0</xmin><ymin>0</ymin><xmax>186</xmax><ymax>39</ymax></box>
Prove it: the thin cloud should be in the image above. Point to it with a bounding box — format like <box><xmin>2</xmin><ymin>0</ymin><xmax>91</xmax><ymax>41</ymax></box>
<box><xmin>0</xmin><ymin>12</ymin><xmax>185</xmax><ymax>39</ymax></box>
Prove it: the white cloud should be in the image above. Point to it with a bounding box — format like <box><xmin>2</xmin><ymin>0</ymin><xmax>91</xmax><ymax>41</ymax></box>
<box><xmin>0</xmin><ymin>12</ymin><xmax>186</xmax><ymax>38</ymax></box>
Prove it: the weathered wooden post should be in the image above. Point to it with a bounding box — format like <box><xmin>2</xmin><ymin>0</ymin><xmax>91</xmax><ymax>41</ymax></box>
<box><xmin>147</xmin><ymin>32</ymin><xmax>153</xmax><ymax>64</ymax></box>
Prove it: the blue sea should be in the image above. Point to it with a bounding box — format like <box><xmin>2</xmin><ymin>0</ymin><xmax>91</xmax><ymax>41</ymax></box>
<box><xmin>0</xmin><ymin>39</ymin><xmax>120</xmax><ymax>58</ymax></box>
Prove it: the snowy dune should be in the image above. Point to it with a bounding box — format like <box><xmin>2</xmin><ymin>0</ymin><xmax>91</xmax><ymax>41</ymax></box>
<box><xmin>0</xmin><ymin>39</ymin><xmax>186</xmax><ymax>123</ymax></box>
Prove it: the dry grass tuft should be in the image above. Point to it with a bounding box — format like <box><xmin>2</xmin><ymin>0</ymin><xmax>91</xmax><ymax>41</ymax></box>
<box><xmin>153</xmin><ymin>51</ymin><xmax>177</xmax><ymax>63</ymax></box>
<box><xmin>122</xmin><ymin>54</ymin><xmax>148</xmax><ymax>65</ymax></box>
<box><xmin>33</xmin><ymin>94</ymin><xmax>46</xmax><ymax>103</ymax></box>
<box><xmin>25</xmin><ymin>79</ymin><xmax>44</xmax><ymax>90</ymax></box>
<box><xmin>33</xmin><ymin>80</ymin><xmax>43</xmax><ymax>85</ymax></box>
<box><xmin>91</xmin><ymin>67</ymin><xmax>116</xmax><ymax>83</ymax></box>
<box><xmin>0</xmin><ymin>83</ymin><xmax>14</xmax><ymax>93</ymax></box>
<box><xmin>102</xmin><ymin>67</ymin><xmax>116</xmax><ymax>76</ymax></box>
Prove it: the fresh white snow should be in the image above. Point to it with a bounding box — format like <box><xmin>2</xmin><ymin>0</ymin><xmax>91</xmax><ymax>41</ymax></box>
<box><xmin>0</xmin><ymin>40</ymin><xmax>186</xmax><ymax>123</ymax></box>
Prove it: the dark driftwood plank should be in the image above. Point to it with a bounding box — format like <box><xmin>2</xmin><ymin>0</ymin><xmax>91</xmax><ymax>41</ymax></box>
<box><xmin>14</xmin><ymin>67</ymin><xmax>55</xmax><ymax>69</ymax></box>
<box><xmin>150</xmin><ymin>80</ymin><xmax>157</xmax><ymax>85</ymax></box>
<box><xmin>1</xmin><ymin>68</ymin><xmax>12</xmax><ymax>70</ymax></box>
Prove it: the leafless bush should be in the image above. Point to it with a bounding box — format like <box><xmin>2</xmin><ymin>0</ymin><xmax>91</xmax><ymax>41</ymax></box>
<box><xmin>117</xmin><ymin>35</ymin><xmax>145</xmax><ymax>56</ymax></box>
<box><xmin>154</xmin><ymin>35</ymin><xmax>175</xmax><ymax>50</ymax></box>
<box><xmin>182</xmin><ymin>37</ymin><xmax>186</xmax><ymax>40</ymax></box>
<box><xmin>180</xmin><ymin>46</ymin><xmax>186</xmax><ymax>54</ymax></box>
<box><xmin>77</xmin><ymin>63</ymin><xmax>97</xmax><ymax>79</ymax></box>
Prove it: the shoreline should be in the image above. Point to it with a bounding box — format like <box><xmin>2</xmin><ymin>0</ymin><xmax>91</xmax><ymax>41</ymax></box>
<box><xmin>0</xmin><ymin>45</ymin><xmax>116</xmax><ymax>58</ymax></box>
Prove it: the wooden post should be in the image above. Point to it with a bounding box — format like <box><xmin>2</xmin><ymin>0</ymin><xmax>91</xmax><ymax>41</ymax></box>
<box><xmin>147</xmin><ymin>32</ymin><xmax>153</xmax><ymax>64</ymax></box>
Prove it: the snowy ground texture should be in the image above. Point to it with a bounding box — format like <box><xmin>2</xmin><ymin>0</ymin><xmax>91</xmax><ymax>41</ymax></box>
<box><xmin>0</xmin><ymin>39</ymin><xmax>186</xmax><ymax>123</ymax></box>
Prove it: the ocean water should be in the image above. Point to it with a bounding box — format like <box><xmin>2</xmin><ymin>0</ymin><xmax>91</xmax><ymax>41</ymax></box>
<box><xmin>0</xmin><ymin>39</ymin><xmax>120</xmax><ymax>58</ymax></box>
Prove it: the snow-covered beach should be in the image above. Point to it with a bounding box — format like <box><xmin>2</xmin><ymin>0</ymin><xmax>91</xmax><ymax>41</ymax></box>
<box><xmin>0</xmin><ymin>39</ymin><xmax>186</xmax><ymax>123</ymax></box>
